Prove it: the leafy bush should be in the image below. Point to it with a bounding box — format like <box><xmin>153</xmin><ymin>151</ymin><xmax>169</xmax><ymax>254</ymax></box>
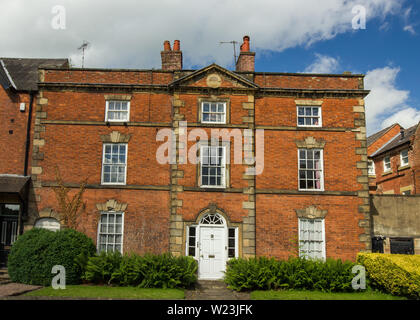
<box><xmin>83</xmin><ymin>251</ymin><xmax>123</xmax><ymax>284</ymax></box>
<box><xmin>224</xmin><ymin>256</ymin><xmax>357</xmax><ymax>292</ymax></box>
<box><xmin>83</xmin><ymin>252</ymin><xmax>198</xmax><ymax>289</ymax></box>
<box><xmin>357</xmin><ymin>253</ymin><xmax>420</xmax><ymax>298</ymax></box>
<box><xmin>8</xmin><ymin>228</ymin><xmax>96</xmax><ymax>286</ymax></box>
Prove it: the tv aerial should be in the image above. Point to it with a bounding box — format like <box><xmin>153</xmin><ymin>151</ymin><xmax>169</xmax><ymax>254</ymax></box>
<box><xmin>78</xmin><ymin>41</ymin><xmax>90</xmax><ymax>68</ymax></box>
<box><xmin>219</xmin><ymin>40</ymin><xmax>238</xmax><ymax>67</ymax></box>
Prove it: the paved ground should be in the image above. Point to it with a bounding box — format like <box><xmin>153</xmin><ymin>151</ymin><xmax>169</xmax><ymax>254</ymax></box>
<box><xmin>0</xmin><ymin>269</ymin><xmax>42</xmax><ymax>298</ymax></box>
<box><xmin>0</xmin><ymin>283</ymin><xmax>42</xmax><ymax>298</ymax></box>
<box><xmin>185</xmin><ymin>280</ymin><xmax>250</xmax><ymax>300</ymax></box>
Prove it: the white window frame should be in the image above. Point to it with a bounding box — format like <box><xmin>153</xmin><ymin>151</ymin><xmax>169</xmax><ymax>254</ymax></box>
<box><xmin>298</xmin><ymin>149</ymin><xmax>324</xmax><ymax>191</ymax></box>
<box><xmin>400</xmin><ymin>150</ymin><xmax>409</xmax><ymax>167</ymax></box>
<box><xmin>368</xmin><ymin>160</ymin><xmax>375</xmax><ymax>176</ymax></box>
<box><xmin>201</xmin><ymin>101</ymin><xmax>226</xmax><ymax>124</ymax></box>
<box><xmin>199</xmin><ymin>145</ymin><xmax>227</xmax><ymax>188</ymax></box>
<box><xmin>383</xmin><ymin>156</ymin><xmax>391</xmax><ymax>172</ymax></box>
<box><xmin>105</xmin><ymin>100</ymin><xmax>130</xmax><ymax>122</ymax></box>
<box><xmin>297</xmin><ymin>106</ymin><xmax>322</xmax><ymax>128</ymax></box>
<box><xmin>186</xmin><ymin>225</ymin><xmax>198</xmax><ymax>260</ymax></box>
<box><xmin>97</xmin><ymin>211</ymin><xmax>124</xmax><ymax>254</ymax></box>
<box><xmin>101</xmin><ymin>143</ymin><xmax>128</xmax><ymax>185</ymax></box>
<box><xmin>298</xmin><ymin>218</ymin><xmax>326</xmax><ymax>260</ymax></box>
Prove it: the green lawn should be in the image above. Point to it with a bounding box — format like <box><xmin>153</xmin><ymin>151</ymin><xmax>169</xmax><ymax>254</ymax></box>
<box><xmin>24</xmin><ymin>285</ymin><xmax>185</xmax><ymax>299</ymax></box>
<box><xmin>251</xmin><ymin>289</ymin><xmax>406</xmax><ymax>300</ymax></box>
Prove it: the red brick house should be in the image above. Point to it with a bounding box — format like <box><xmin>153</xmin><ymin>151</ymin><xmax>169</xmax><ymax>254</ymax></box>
<box><xmin>1</xmin><ymin>37</ymin><xmax>371</xmax><ymax>278</ymax></box>
<box><xmin>368</xmin><ymin>123</ymin><xmax>420</xmax><ymax>195</ymax></box>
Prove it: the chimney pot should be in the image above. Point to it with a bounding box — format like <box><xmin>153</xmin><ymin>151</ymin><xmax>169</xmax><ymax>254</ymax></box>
<box><xmin>173</xmin><ymin>40</ymin><xmax>180</xmax><ymax>51</ymax></box>
<box><xmin>241</xmin><ymin>35</ymin><xmax>250</xmax><ymax>52</ymax></box>
<box><xmin>163</xmin><ymin>40</ymin><xmax>171</xmax><ymax>51</ymax></box>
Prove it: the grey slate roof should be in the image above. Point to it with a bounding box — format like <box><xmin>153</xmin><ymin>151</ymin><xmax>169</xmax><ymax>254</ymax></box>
<box><xmin>371</xmin><ymin>124</ymin><xmax>418</xmax><ymax>157</ymax></box>
<box><xmin>0</xmin><ymin>58</ymin><xmax>68</xmax><ymax>91</ymax></box>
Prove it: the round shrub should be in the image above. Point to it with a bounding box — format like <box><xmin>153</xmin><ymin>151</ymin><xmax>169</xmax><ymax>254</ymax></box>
<box><xmin>8</xmin><ymin>227</ymin><xmax>96</xmax><ymax>286</ymax></box>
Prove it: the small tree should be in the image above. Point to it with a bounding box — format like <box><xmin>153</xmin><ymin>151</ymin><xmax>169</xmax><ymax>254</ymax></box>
<box><xmin>52</xmin><ymin>166</ymin><xmax>87</xmax><ymax>229</ymax></box>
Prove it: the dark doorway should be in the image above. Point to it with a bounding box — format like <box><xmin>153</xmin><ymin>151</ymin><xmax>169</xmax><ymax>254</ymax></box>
<box><xmin>0</xmin><ymin>204</ymin><xmax>19</xmax><ymax>267</ymax></box>
<box><xmin>390</xmin><ymin>238</ymin><xmax>414</xmax><ymax>255</ymax></box>
<box><xmin>372</xmin><ymin>237</ymin><xmax>384</xmax><ymax>253</ymax></box>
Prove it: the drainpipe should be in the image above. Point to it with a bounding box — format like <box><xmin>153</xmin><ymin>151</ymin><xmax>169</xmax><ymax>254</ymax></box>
<box><xmin>21</xmin><ymin>91</ymin><xmax>35</xmax><ymax>235</ymax></box>
<box><xmin>23</xmin><ymin>91</ymin><xmax>35</xmax><ymax>176</ymax></box>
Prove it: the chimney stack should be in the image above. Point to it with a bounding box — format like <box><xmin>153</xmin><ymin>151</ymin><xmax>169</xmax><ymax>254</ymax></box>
<box><xmin>236</xmin><ymin>35</ymin><xmax>255</xmax><ymax>72</ymax></box>
<box><xmin>161</xmin><ymin>40</ymin><xmax>183</xmax><ymax>71</ymax></box>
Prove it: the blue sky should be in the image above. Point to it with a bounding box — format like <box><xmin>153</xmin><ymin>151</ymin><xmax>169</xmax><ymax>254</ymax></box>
<box><xmin>0</xmin><ymin>0</ymin><xmax>419</xmax><ymax>134</ymax></box>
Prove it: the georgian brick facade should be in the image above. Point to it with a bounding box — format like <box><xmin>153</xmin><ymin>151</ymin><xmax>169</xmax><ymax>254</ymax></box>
<box><xmin>1</xmin><ymin>37</ymin><xmax>371</xmax><ymax>272</ymax></box>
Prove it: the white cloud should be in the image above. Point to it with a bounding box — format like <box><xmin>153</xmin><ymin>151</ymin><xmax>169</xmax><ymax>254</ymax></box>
<box><xmin>381</xmin><ymin>107</ymin><xmax>420</xmax><ymax>129</ymax></box>
<box><xmin>403</xmin><ymin>25</ymin><xmax>416</xmax><ymax>35</ymax></box>
<box><xmin>364</xmin><ymin>66</ymin><xmax>420</xmax><ymax>134</ymax></box>
<box><xmin>303</xmin><ymin>54</ymin><xmax>339</xmax><ymax>73</ymax></box>
<box><xmin>0</xmin><ymin>0</ymin><xmax>403</xmax><ymax>69</ymax></box>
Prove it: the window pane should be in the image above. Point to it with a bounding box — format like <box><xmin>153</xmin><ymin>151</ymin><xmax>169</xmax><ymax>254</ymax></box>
<box><xmin>298</xmin><ymin>107</ymin><xmax>304</xmax><ymax>115</ymax></box>
<box><xmin>299</xmin><ymin>150</ymin><xmax>306</xmax><ymax>159</ymax></box>
<box><xmin>228</xmin><ymin>228</ymin><xmax>235</xmax><ymax>238</ymax></box>
<box><xmin>189</xmin><ymin>226</ymin><xmax>196</xmax><ymax>236</ymax></box>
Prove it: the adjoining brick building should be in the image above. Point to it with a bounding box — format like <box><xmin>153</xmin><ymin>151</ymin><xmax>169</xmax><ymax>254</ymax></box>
<box><xmin>0</xmin><ymin>58</ymin><xmax>68</xmax><ymax>266</ymax></box>
<box><xmin>0</xmin><ymin>37</ymin><xmax>371</xmax><ymax>278</ymax></box>
<box><xmin>367</xmin><ymin>123</ymin><xmax>420</xmax><ymax>195</ymax></box>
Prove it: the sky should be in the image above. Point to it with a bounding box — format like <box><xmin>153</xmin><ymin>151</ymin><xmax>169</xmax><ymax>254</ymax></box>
<box><xmin>0</xmin><ymin>0</ymin><xmax>419</xmax><ymax>135</ymax></box>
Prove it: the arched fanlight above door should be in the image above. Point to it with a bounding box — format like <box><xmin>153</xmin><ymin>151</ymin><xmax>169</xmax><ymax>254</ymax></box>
<box><xmin>199</xmin><ymin>212</ymin><xmax>225</xmax><ymax>225</ymax></box>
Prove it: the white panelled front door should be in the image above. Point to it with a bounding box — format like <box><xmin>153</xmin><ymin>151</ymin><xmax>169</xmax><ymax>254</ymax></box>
<box><xmin>198</xmin><ymin>226</ymin><xmax>226</xmax><ymax>279</ymax></box>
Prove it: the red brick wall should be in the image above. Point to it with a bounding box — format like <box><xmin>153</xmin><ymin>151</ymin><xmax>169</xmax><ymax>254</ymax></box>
<box><xmin>256</xmin><ymin>194</ymin><xmax>365</xmax><ymax>261</ymax></box>
<box><xmin>36</xmin><ymin>187</ymin><xmax>170</xmax><ymax>254</ymax></box>
<box><xmin>257</xmin><ymin>130</ymin><xmax>360</xmax><ymax>191</ymax></box>
<box><xmin>373</xmin><ymin>147</ymin><xmax>415</xmax><ymax>194</ymax></box>
<box><xmin>0</xmin><ymin>86</ymin><xmax>32</xmax><ymax>175</ymax></box>
<box><xmin>367</xmin><ymin>124</ymin><xmax>401</xmax><ymax>156</ymax></box>
<box><xmin>254</xmin><ymin>74</ymin><xmax>362</xmax><ymax>90</ymax></box>
<box><xmin>43</xmin><ymin>69</ymin><xmax>173</xmax><ymax>85</ymax></box>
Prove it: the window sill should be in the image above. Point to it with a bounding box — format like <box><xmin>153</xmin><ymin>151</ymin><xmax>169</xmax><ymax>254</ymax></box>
<box><xmin>199</xmin><ymin>186</ymin><xmax>226</xmax><ymax>190</ymax></box>
<box><xmin>368</xmin><ymin>174</ymin><xmax>376</xmax><ymax>178</ymax></box>
<box><xmin>105</xmin><ymin>121</ymin><xmax>129</xmax><ymax>125</ymax></box>
<box><xmin>101</xmin><ymin>183</ymin><xmax>127</xmax><ymax>186</ymax></box>
<box><xmin>398</xmin><ymin>164</ymin><xmax>410</xmax><ymax>171</ymax></box>
<box><xmin>298</xmin><ymin>188</ymin><xmax>325</xmax><ymax>192</ymax></box>
<box><xmin>382</xmin><ymin>171</ymin><xmax>393</xmax><ymax>177</ymax></box>
<box><xmin>297</xmin><ymin>125</ymin><xmax>322</xmax><ymax>128</ymax></box>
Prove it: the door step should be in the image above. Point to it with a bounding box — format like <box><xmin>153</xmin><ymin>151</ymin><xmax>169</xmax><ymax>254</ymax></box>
<box><xmin>0</xmin><ymin>268</ymin><xmax>11</xmax><ymax>285</ymax></box>
<box><xmin>197</xmin><ymin>280</ymin><xmax>227</xmax><ymax>290</ymax></box>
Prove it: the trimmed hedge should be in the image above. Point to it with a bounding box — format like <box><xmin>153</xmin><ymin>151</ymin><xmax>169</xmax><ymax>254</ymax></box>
<box><xmin>224</xmin><ymin>257</ymin><xmax>357</xmax><ymax>292</ymax></box>
<box><xmin>83</xmin><ymin>252</ymin><xmax>198</xmax><ymax>289</ymax></box>
<box><xmin>8</xmin><ymin>228</ymin><xmax>96</xmax><ymax>286</ymax></box>
<box><xmin>357</xmin><ymin>253</ymin><xmax>420</xmax><ymax>298</ymax></box>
